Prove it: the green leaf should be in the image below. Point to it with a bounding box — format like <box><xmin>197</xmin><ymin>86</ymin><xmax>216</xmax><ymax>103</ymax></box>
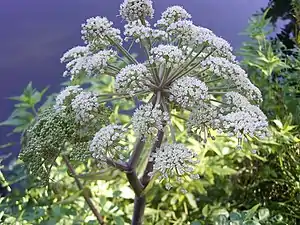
<box><xmin>185</xmin><ymin>193</ymin><xmax>197</xmax><ymax>209</ymax></box>
<box><xmin>202</xmin><ymin>205</ymin><xmax>209</xmax><ymax>217</ymax></box>
<box><xmin>114</xmin><ymin>216</ymin><xmax>124</xmax><ymax>225</ymax></box>
<box><xmin>245</xmin><ymin>204</ymin><xmax>261</xmax><ymax>221</ymax></box>
<box><xmin>272</xmin><ymin>120</ymin><xmax>283</xmax><ymax>129</ymax></box>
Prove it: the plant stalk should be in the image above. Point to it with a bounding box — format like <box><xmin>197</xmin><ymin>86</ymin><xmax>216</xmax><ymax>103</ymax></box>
<box><xmin>62</xmin><ymin>155</ymin><xmax>105</xmax><ymax>225</ymax></box>
<box><xmin>131</xmin><ymin>196</ymin><xmax>146</xmax><ymax>225</ymax></box>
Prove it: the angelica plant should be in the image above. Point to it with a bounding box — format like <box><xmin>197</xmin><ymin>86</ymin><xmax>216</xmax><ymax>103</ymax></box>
<box><xmin>20</xmin><ymin>0</ymin><xmax>269</xmax><ymax>224</ymax></box>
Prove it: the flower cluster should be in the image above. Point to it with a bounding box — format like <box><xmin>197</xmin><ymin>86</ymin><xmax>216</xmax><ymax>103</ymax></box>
<box><xmin>149</xmin><ymin>45</ymin><xmax>185</xmax><ymax>68</ymax></box>
<box><xmin>124</xmin><ymin>20</ymin><xmax>167</xmax><ymax>43</ymax></box>
<box><xmin>115</xmin><ymin>64</ymin><xmax>151</xmax><ymax>95</ymax></box>
<box><xmin>54</xmin><ymin>85</ymin><xmax>83</xmax><ymax>114</ymax></box>
<box><xmin>120</xmin><ymin>0</ymin><xmax>154</xmax><ymax>22</ymax></box>
<box><xmin>60</xmin><ymin>46</ymin><xmax>89</xmax><ymax>63</ymax></box>
<box><xmin>90</xmin><ymin>124</ymin><xmax>128</xmax><ymax>167</ymax></box>
<box><xmin>132</xmin><ymin>103</ymin><xmax>169</xmax><ymax>135</ymax></box>
<box><xmin>71</xmin><ymin>91</ymin><xmax>101</xmax><ymax>125</ymax></box>
<box><xmin>155</xmin><ymin>6</ymin><xmax>191</xmax><ymax>27</ymax></box>
<box><xmin>81</xmin><ymin>16</ymin><xmax>122</xmax><ymax>49</ymax></box>
<box><xmin>20</xmin><ymin>108</ymin><xmax>78</xmax><ymax>184</ymax></box>
<box><xmin>201</xmin><ymin>56</ymin><xmax>262</xmax><ymax>101</ymax></box>
<box><xmin>149</xmin><ymin>143</ymin><xmax>200</xmax><ymax>191</ymax></box>
<box><xmin>188</xmin><ymin>102</ymin><xmax>221</xmax><ymax>142</ymax></box>
<box><xmin>54</xmin><ymin>0</ymin><xmax>269</xmax><ymax>191</ymax></box>
<box><xmin>63</xmin><ymin>49</ymin><xmax>117</xmax><ymax>79</ymax></box>
<box><xmin>169</xmin><ymin>76</ymin><xmax>208</xmax><ymax>108</ymax></box>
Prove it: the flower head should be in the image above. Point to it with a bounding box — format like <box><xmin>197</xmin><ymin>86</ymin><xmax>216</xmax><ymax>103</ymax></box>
<box><xmin>115</xmin><ymin>64</ymin><xmax>151</xmax><ymax>96</ymax></box>
<box><xmin>120</xmin><ymin>0</ymin><xmax>154</xmax><ymax>22</ymax></box>
<box><xmin>149</xmin><ymin>143</ymin><xmax>200</xmax><ymax>190</ymax></box>
<box><xmin>155</xmin><ymin>6</ymin><xmax>191</xmax><ymax>27</ymax></box>
<box><xmin>132</xmin><ymin>103</ymin><xmax>169</xmax><ymax>135</ymax></box>
<box><xmin>54</xmin><ymin>85</ymin><xmax>83</xmax><ymax>114</ymax></box>
<box><xmin>71</xmin><ymin>91</ymin><xmax>101</xmax><ymax>125</ymax></box>
<box><xmin>90</xmin><ymin>125</ymin><xmax>128</xmax><ymax>167</ymax></box>
<box><xmin>63</xmin><ymin>50</ymin><xmax>117</xmax><ymax>79</ymax></box>
<box><xmin>60</xmin><ymin>46</ymin><xmax>89</xmax><ymax>63</ymax></box>
<box><xmin>169</xmin><ymin>76</ymin><xmax>208</xmax><ymax>108</ymax></box>
<box><xmin>221</xmin><ymin>104</ymin><xmax>269</xmax><ymax>148</ymax></box>
<box><xmin>149</xmin><ymin>45</ymin><xmax>185</xmax><ymax>68</ymax></box>
<box><xmin>81</xmin><ymin>16</ymin><xmax>122</xmax><ymax>49</ymax></box>
<box><xmin>124</xmin><ymin>20</ymin><xmax>167</xmax><ymax>43</ymax></box>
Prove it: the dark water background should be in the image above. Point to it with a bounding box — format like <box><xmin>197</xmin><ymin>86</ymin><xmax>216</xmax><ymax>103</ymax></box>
<box><xmin>0</xmin><ymin>0</ymin><xmax>269</xmax><ymax>160</ymax></box>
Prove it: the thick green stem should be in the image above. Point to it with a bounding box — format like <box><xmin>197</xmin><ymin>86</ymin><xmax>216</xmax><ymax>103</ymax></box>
<box><xmin>141</xmin><ymin>130</ymin><xmax>165</xmax><ymax>186</ymax></box>
<box><xmin>131</xmin><ymin>196</ymin><xmax>146</xmax><ymax>225</ymax></box>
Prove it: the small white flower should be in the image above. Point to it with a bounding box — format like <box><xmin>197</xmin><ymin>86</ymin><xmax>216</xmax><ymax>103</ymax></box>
<box><xmin>120</xmin><ymin>0</ymin><xmax>154</xmax><ymax>22</ymax></box>
<box><xmin>149</xmin><ymin>45</ymin><xmax>185</xmax><ymax>68</ymax></box>
<box><xmin>195</xmin><ymin>29</ymin><xmax>235</xmax><ymax>61</ymax></box>
<box><xmin>188</xmin><ymin>102</ymin><xmax>222</xmax><ymax>132</ymax></box>
<box><xmin>201</xmin><ymin>56</ymin><xmax>262</xmax><ymax>101</ymax></box>
<box><xmin>63</xmin><ymin>50</ymin><xmax>117</xmax><ymax>79</ymax></box>
<box><xmin>81</xmin><ymin>16</ymin><xmax>122</xmax><ymax>49</ymax></box>
<box><xmin>115</xmin><ymin>64</ymin><xmax>151</xmax><ymax>96</ymax></box>
<box><xmin>90</xmin><ymin>124</ymin><xmax>128</xmax><ymax>167</ymax></box>
<box><xmin>124</xmin><ymin>20</ymin><xmax>167</xmax><ymax>43</ymax></box>
<box><xmin>54</xmin><ymin>85</ymin><xmax>83</xmax><ymax>113</ymax></box>
<box><xmin>221</xmin><ymin>104</ymin><xmax>269</xmax><ymax>143</ymax></box>
<box><xmin>166</xmin><ymin>20</ymin><xmax>199</xmax><ymax>46</ymax></box>
<box><xmin>132</xmin><ymin>103</ymin><xmax>169</xmax><ymax>135</ymax></box>
<box><xmin>169</xmin><ymin>76</ymin><xmax>208</xmax><ymax>108</ymax></box>
<box><xmin>149</xmin><ymin>143</ymin><xmax>199</xmax><ymax>190</ymax></box>
<box><xmin>60</xmin><ymin>46</ymin><xmax>89</xmax><ymax>63</ymax></box>
<box><xmin>71</xmin><ymin>91</ymin><xmax>100</xmax><ymax>125</ymax></box>
<box><xmin>155</xmin><ymin>6</ymin><xmax>191</xmax><ymax>27</ymax></box>
<box><xmin>223</xmin><ymin>92</ymin><xmax>251</xmax><ymax>112</ymax></box>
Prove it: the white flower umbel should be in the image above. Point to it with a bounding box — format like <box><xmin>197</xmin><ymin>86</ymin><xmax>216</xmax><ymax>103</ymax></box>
<box><xmin>60</xmin><ymin>46</ymin><xmax>89</xmax><ymax>63</ymax></box>
<box><xmin>149</xmin><ymin>45</ymin><xmax>185</xmax><ymax>68</ymax></box>
<box><xmin>149</xmin><ymin>143</ymin><xmax>200</xmax><ymax>190</ymax></box>
<box><xmin>155</xmin><ymin>6</ymin><xmax>191</xmax><ymax>28</ymax></box>
<box><xmin>54</xmin><ymin>85</ymin><xmax>83</xmax><ymax>114</ymax></box>
<box><xmin>223</xmin><ymin>92</ymin><xmax>251</xmax><ymax>112</ymax></box>
<box><xmin>132</xmin><ymin>103</ymin><xmax>169</xmax><ymax>135</ymax></box>
<box><xmin>71</xmin><ymin>91</ymin><xmax>100</xmax><ymax>125</ymax></box>
<box><xmin>167</xmin><ymin>20</ymin><xmax>199</xmax><ymax>46</ymax></box>
<box><xmin>188</xmin><ymin>102</ymin><xmax>222</xmax><ymax>142</ymax></box>
<box><xmin>81</xmin><ymin>16</ymin><xmax>122</xmax><ymax>49</ymax></box>
<box><xmin>201</xmin><ymin>56</ymin><xmax>262</xmax><ymax>101</ymax></box>
<box><xmin>115</xmin><ymin>64</ymin><xmax>151</xmax><ymax>96</ymax></box>
<box><xmin>222</xmin><ymin>104</ymin><xmax>269</xmax><ymax>148</ymax></box>
<box><xmin>58</xmin><ymin>0</ymin><xmax>269</xmax><ymax>181</ymax></box>
<box><xmin>124</xmin><ymin>20</ymin><xmax>167</xmax><ymax>43</ymax></box>
<box><xmin>63</xmin><ymin>50</ymin><xmax>117</xmax><ymax>79</ymax></box>
<box><xmin>90</xmin><ymin>124</ymin><xmax>128</xmax><ymax>167</ymax></box>
<box><xmin>169</xmin><ymin>76</ymin><xmax>208</xmax><ymax>108</ymax></box>
<box><xmin>120</xmin><ymin>0</ymin><xmax>154</xmax><ymax>22</ymax></box>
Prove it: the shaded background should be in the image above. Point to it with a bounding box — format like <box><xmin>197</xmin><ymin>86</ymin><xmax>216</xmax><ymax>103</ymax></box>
<box><xmin>0</xmin><ymin>0</ymin><xmax>270</xmax><ymax>158</ymax></box>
